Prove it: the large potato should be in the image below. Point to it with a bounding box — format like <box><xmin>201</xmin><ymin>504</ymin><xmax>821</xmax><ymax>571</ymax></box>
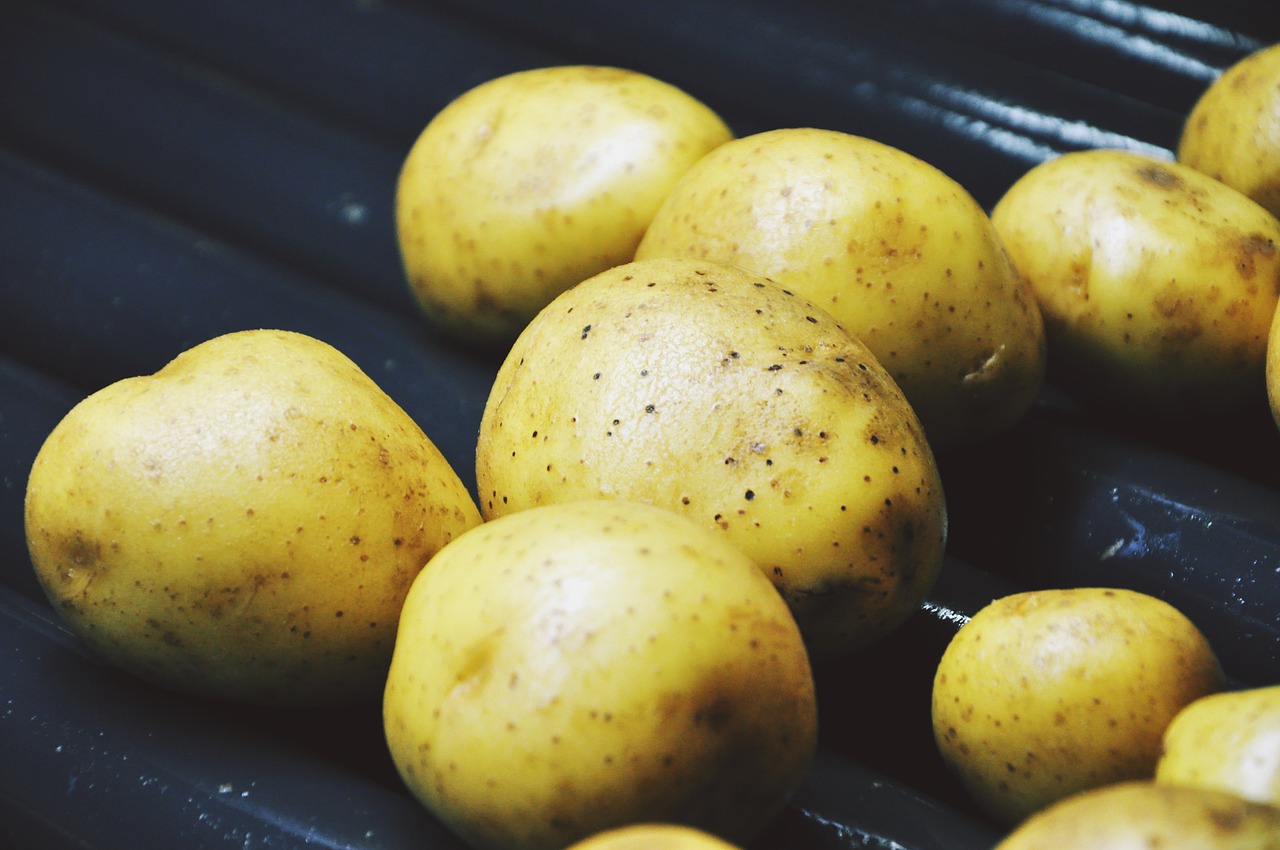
<box><xmin>24</xmin><ymin>329</ymin><xmax>481</xmax><ymax>705</ymax></box>
<box><xmin>1156</xmin><ymin>685</ymin><xmax>1280</xmax><ymax>807</ymax></box>
<box><xmin>396</xmin><ymin>65</ymin><xmax>732</xmax><ymax>342</ymax></box>
<box><xmin>995</xmin><ymin>781</ymin><xmax>1280</xmax><ymax>850</ymax></box>
<box><xmin>474</xmin><ymin>257</ymin><xmax>948</xmax><ymax>658</ymax></box>
<box><xmin>1179</xmin><ymin>43</ymin><xmax>1280</xmax><ymax>220</ymax></box>
<box><xmin>635</xmin><ymin>127</ymin><xmax>1046</xmax><ymax>449</ymax></box>
<box><xmin>931</xmin><ymin>587</ymin><xmax>1225</xmax><ymax>826</ymax></box>
<box><xmin>382</xmin><ymin>499</ymin><xmax>818</xmax><ymax>850</ymax></box>
<box><xmin>990</xmin><ymin>148</ymin><xmax>1280</xmax><ymax>413</ymax></box>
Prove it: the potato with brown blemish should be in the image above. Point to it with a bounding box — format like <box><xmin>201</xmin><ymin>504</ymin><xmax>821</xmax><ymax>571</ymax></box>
<box><xmin>396</xmin><ymin>65</ymin><xmax>733</xmax><ymax>343</ymax></box>
<box><xmin>931</xmin><ymin>587</ymin><xmax>1225</xmax><ymax>826</ymax></box>
<box><xmin>1179</xmin><ymin>42</ymin><xmax>1280</xmax><ymax>220</ymax></box>
<box><xmin>474</xmin><ymin>256</ymin><xmax>947</xmax><ymax>659</ymax></box>
<box><xmin>994</xmin><ymin>781</ymin><xmax>1280</xmax><ymax>850</ymax></box>
<box><xmin>24</xmin><ymin>329</ymin><xmax>481</xmax><ymax>705</ymax></box>
<box><xmin>990</xmin><ymin>148</ymin><xmax>1280</xmax><ymax>414</ymax></box>
<box><xmin>382</xmin><ymin>499</ymin><xmax>817</xmax><ymax>850</ymax></box>
<box><xmin>635</xmin><ymin>127</ymin><xmax>1046</xmax><ymax>449</ymax></box>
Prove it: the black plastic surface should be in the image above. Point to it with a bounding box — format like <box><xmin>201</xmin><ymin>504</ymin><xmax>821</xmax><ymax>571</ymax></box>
<box><xmin>2</xmin><ymin>1</ymin><xmax>1279</xmax><ymax>848</ymax></box>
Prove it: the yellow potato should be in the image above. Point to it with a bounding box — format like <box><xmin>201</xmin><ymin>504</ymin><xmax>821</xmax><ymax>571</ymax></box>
<box><xmin>1156</xmin><ymin>685</ymin><xmax>1280</xmax><ymax>807</ymax></box>
<box><xmin>990</xmin><ymin>148</ymin><xmax>1280</xmax><ymax>413</ymax></box>
<box><xmin>635</xmin><ymin>126</ymin><xmax>1046</xmax><ymax>449</ymax></box>
<box><xmin>1264</xmin><ymin>304</ymin><xmax>1280</xmax><ymax>429</ymax></box>
<box><xmin>931</xmin><ymin>587</ymin><xmax>1225</xmax><ymax>826</ymax></box>
<box><xmin>474</xmin><ymin>257</ymin><xmax>948</xmax><ymax>658</ymax></box>
<box><xmin>1179</xmin><ymin>43</ymin><xmax>1280</xmax><ymax>220</ymax></box>
<box><xmin>24</xmin><ymin>329</ymin><xmax>481</xmax><ymax>705</ymax></box>
<box><xmin>564</xmin><ymin>824</ymin><xmax>744</xmax><ymax>850</ymax></box>
<box><xmin>995</xmin><ymin>781</ymin><xmax>1280</xmax><ymax>850</ymax></box>
<box><xmin>382</xmin><ymin>499</ymin><xmax>817</xmax><ymax>850</ymax></box>
<box><xmin>396</xmin><ymin>64</ymin><xmax>733</xmax><ymax>342</ymax></box>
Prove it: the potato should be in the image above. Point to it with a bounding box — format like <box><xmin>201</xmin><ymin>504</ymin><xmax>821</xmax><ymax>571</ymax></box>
<box><xmin>23</xmin><ymin>329</ymin><xmax>481</xmax><ymax>705</ymax></box>
<box><xmin>396</xmin><ymin>65</ymin><xmax>733</xmax><ymax>342</ymax></box>
<box><xmin>635</xmin><ymin>127</ymin><xmax>1046</xmax><ymax>448</ymax></box>
<box><xmin>474</xmin><ymin>256</ymin><xmax>948</xmax><ymax>658</ymax></box>
<box><xmin>990</xmin><ymin>148</ymin><xmax>1280</xmax><ymax>413</ymax></box>
<box><xmin>382</xmin><ymin>499</ymin><xmax>818</xmax><ymax>850</ymax></box>
<box><xmin>931</xmin><ymin>587</ymin><xmax>1225</xmax><ymax>826</ymax></box>
<box><xmin>995</xmin><ymin>781</ymin><xmax>1280</xmax><ymax>850</ymax></box>
<box><xmin>1156</xmin><ymin>685</ymin><xmax>1280</xmax><ymax>807</ymax></box>
<box><xmin>565</xmin><ymin>824</ymin><xmax>744</xmax><ymax>850</ymax></box>
<box><xmin>1179</xmin><ymin>43</ymin><xmax>1280</xmax><ymax>220</ymax></box>
<box><xmin>1264</xmin><ymin>304</ymin><xmax>1280</xmax><ymax>429</ymax></box>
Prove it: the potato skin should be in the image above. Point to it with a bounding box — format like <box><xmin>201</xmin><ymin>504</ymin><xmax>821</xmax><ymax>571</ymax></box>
<box><xmin>1156</xmin><ymin>685</ymin><xmax>1280</xmax><ymax>807</ymax></box>
<box><xmin>474</xmin><ymin>257</ymin><xmax>948</xmax><ymax>658</ymax></box>
<box><xmin>636</xmin><ymin>127</ymin><xmax>1046</xmax><ymax>448</ymax></box>
<box><xmin>990</xmin><ymin>148</ymin><xmax>1280</xmax><ymax>413</ymax></box>
<box><xmin>995</xmin><ymin>781</ymin><xmax>1280</xmax><ymax>850</ymax></box>
<box><xmin>382</xmin><ymin>499</ymin><xmax>817</xmax><ymax>850</ymax></box>
<box><xmin>564</xmin><ymin>824</ymin><xmax>744</xmax><ymax>850</ymax></box>
<box><xmin>396</xmin><ymin>65</ymin><xmax>732</xmax><ymax>342</ymax></box>
<box><xmin>1179</xmin><ymin>43</ymin><xmax>1280</xmax><ymax>220</ymax></box>
<box><xmin>931</xmin><ymin>587</ymin><xmax>1225</xmax><ymax>826</ymax></box>
<box><xmin>24</xmin><ymin>329</ymin><xmax>481</xmax><ymax>705</ymax></box>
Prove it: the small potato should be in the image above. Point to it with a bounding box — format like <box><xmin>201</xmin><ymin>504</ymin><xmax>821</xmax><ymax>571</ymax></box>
<box><xmin>636</xmin><ymin>127</ymin><xmax>1046</xmax><ymax>448</ymax></box>
<box><xmin>1156</xmin><ymin>685</ymin><xmax>1280</xmax><ymax>807</ymax></box>
<box><xmin>931</xmin><ymin>587</ymin><xmax>1225</xmax><ymax>826</ymax></box>
<box><xmin>990</xmin><ymin>148</ymin><xmax>1280</xmax><ymax>413</ymax></box>
<box><xmin>1179</xmin><ymin>43</ymin><xmax>1280</xmax><ymax>220</ymax></box>
<box><xmin>396</xmin><ymin>65</ymin><xmax>732</xmax><ymax>342</ymax></box>
<box><xmin>474</xmin><ymin>257</ymin><xmax>948</xmax><ymax>658</ymax></box>
<box><xmin>382</xmin><ymin>499</ymin><xmax>818</xmax><ymax>850</ymax></box>
<box><xmin>24</xmin><ymin>330</ymin><xmax>481</xmax><ymax>705</ymax></box>
<box><xmin>564</xmin><ymin>824</ymin><xmax>744</xmax><ymax>850</ymax></box>
<box><xmin>995</xmin><ymin>781</ymin><xmax>1280</xmax><ymax>850</ymax></box>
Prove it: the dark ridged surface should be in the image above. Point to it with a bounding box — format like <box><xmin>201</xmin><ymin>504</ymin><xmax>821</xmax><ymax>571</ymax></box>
<box><xmin>2</xmin><ymin>1</ymin><xmax>1278</xmax><ymax>847</ymax></box>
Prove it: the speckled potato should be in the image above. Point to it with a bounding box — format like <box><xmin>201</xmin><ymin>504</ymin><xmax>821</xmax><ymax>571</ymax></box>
<box><xmin>1156</xmin><ymin>685</ymin><xmax>1280</xmax><ymax>807</ymax></box>
<box><xmin>932</xmin><ymin>587</ymin><xmax>1225</xmax><ymax>826</ymax></box>
<box><xmin>396</xmin><ymin>64</ymin><xmax>733</xmax><ymax>342</ymax></box>
<box><xmin>24</xmin><ymin>329</ymin><xmax>481</xmax><ymax>705</ymax></box>
<box><xmin>990</xmin><ymin>148</ymin><xmax>1280</xmax><ymax>413</ymax></box>
<box><xmin>1179</xmin><ymin>43</ymin><xmax>1280</xmax><ymax>220</ymax></box>
<box><xmin>382</xmin><ymin>499</ymin><xmax>818</xmax><ymax>850</ymax></box>
<box><xmin>995</xmin><ymin>781</ymin><xmax>1280</xmax><ymax>850</ymax></box>
<box><xmin>474</xmin><ymin>257</ymin><xmax>948</xmax><ymax>659</ymax></box>
<box><xmin>565</xmin><ymin>824</ymin><xmax>744</xmax><ymax>850</ymax></box>
<box><xmin>635</xmin><ymin>127</ymin><xmax>1046</xmax><ymax>448</ymax></box>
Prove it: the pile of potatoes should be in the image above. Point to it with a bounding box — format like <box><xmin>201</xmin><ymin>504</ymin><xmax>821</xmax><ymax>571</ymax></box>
<box><xmin>22</xmin><ymin>43</ymin><xmax>1280</xmax><ymax>850</ymax></box>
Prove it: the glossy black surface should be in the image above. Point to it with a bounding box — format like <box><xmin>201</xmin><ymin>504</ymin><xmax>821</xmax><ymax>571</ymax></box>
<box><xmin>2</xmin><ymin>1</ymin><xmax>1278</xmax><ymax>848</ymax></box>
